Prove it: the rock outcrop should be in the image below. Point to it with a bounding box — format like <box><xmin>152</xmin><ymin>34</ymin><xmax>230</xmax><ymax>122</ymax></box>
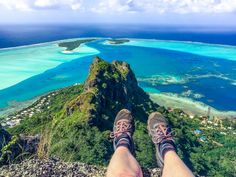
<box><xmin>67</xmin><ymin>57</ymin><xmax>158</xmax><ymax>126</ymax></box>
<box><xmin>0</xmin><ymin>127</ymin><xmax>39</xmax><ymax>166</ymax></box>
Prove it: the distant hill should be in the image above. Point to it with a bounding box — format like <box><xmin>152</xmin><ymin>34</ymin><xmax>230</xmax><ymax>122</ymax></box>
<box><xmin>1</xmin><ymin>57</ymin><xmax>236</xmax><ymax>176</ymax></box>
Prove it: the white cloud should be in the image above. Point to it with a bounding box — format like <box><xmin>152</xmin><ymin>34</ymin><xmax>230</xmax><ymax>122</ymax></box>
<box><xmin>91</xmin><ymin>0</ymin><xmax>236</xmax><ymax>14</ymax></box>
<box><xmin>0</xmin><ymin>0</ymin><xmax>236</xmax><ymax>14</ymax></box>
<box><xmin>0</xmin><ymin>0</ymin><xmax>32</xmax><ymax>11</ymax></box>
<box><xmin>71</xmin><ymin>2</ymin><xmax>82</xmax><ymax>10</ymax></box>
<box><xmin>34</xmin><ymin>0</ymin><xmax>58</xmax><ymax>8</ymax></box>
<box><xmin>0</xmin><ymin>0</ymin><xmax>83</xmax><ymax>11</ymax></box>
<box><xmin>91</xmin><ymin>0</ymin><xmax>139</xmax><ymax>13</ymax></box>
<box><xmin>34</xmin><ymin>0</ymin><xmax>83</xmax><ymax>10</ymax></box>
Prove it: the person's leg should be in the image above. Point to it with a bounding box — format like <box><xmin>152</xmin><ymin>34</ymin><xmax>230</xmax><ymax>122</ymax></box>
<box><xmin>148</xmin><ymin>112</ymin><xmax>194</xmax><ymax>177</ymax></box>
<box><xmin>106</xmin><ymin>109</ymin><xmax>143</xmax><ymax>177</ymax></box>
<box><xmin>107</xmin><ymin>146</ymin><xmax>142</xmax><ymax>177</ymax></box>
<box><xmin>162</xmin><ymin>151</ymin><xmax>194</xmax><ymax>177</ymax></box>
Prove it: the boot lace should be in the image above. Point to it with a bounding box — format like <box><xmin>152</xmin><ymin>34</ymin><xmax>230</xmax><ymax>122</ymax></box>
<box><xmin>150</xmin><ymin>123</ymin><xmax>173</xmax><ymax>144</ymax></box>
<box><xmin>110</xmin><ymin>120</ymin><xmax>132</xmax><ymax>138</ymax></box>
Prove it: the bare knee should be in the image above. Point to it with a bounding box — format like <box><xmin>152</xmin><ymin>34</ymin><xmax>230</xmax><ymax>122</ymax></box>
<box><xmin>118</xmin><ymin>172</ymin><xmax>142</xmax><ymax>177</ymax></box>
<box><xmin>118</xmin><ymin>173</ymin><xmax>136</xmax><ymax>177</ymax></box>
<box><xmin>107</xmin><ymin>169</ymin><xmax>142</xmax><ymax>177</ymax></box>
<box><xmin>107</xmin><ymin>172</ymin><xmax>136</xmax><ymax>177</ymax></box>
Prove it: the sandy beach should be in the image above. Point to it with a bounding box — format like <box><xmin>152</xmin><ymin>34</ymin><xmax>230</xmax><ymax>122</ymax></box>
<box><xmin>150</xmin><ymin>92</ymin><xmax>236</xmax><ymax>119</ymax></box>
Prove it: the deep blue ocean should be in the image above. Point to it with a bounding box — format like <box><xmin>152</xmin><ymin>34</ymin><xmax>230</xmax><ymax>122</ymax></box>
<box><xmin>0</xmin><ymin>24</ymin><xmax>236</xmax><ymax>112</ymax></box>
<box><xmin>1</xmin><ymin>24</ymin><xmax>236</xmax><ymax>48</ymax></box>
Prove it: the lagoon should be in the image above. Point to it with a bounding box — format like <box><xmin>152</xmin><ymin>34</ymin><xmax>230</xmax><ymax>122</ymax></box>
<box><xmin>0</xmin><ymin>38</ymin><xmax>236</xmax><ymax>115</ymax></box>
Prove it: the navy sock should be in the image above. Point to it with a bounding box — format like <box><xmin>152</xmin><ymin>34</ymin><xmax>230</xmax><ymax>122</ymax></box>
<box><xmin>159</xmin><ymin>140</ymin><xmax>176</xmax><ymax>159</ymax></box>
<box><xmin>115</xmin><ymin>133</ymin><xmax>133</xmax><ymax>153</ymax></box>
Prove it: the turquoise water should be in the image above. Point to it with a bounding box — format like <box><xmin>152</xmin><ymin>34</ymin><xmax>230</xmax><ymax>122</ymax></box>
<box><xmin>124</xmin><ymin>39</ymin><xmax>236</xmax><ymax>61</ymax></box>
<box><xmin>0</xmin><ymin>38</ymin><xmax>236</xmax><ymax>111</ymax></box>
<box><xmin>0</xmin><ymin>40</ymin><xmax>99</xmax><ymax>89</ymax></box>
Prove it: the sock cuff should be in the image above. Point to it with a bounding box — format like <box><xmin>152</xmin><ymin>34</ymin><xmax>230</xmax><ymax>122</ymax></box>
<box><xmin>114</xmin><ymin>133</ymin><xmax>134</xmax><ymax>153</ymax></box>
<box><xmin>116</xmin><ymin>140</ymin><xmax>131</xmax><ymax>151</ymax></box>
<box><xmin>160</xmin><ymin>140</ymin><xmax>177</xmax><ymax>159</ymax></box>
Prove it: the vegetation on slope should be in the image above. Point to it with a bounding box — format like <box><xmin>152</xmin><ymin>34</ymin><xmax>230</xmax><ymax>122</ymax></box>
<box><xmin>1</xmin><ymin>57</ymin><xmax>236</xmax><ymax>176</ymax></box>
<box><xmin>8</xmin><ymin>57</ymin><xmax>158</xmax><ymax>167</ymax></box>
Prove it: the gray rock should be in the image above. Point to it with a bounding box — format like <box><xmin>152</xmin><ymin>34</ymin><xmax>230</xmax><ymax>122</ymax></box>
<box><xmin>0</xmin><ymin>158</ymin><xmax>161</xmax><ymax>177</ymax></box>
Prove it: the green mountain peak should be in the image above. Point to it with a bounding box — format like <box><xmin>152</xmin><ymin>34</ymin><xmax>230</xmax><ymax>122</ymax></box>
<box><xmin>66</xmin><ymin>57</ymin><xmax>158</xmax><ymax>126</ymax></box>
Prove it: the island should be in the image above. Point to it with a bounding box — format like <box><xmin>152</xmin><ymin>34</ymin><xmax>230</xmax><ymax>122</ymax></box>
<box><xmin>107</xmin><ymin>39</ymin><xmax>130</xmax><ymax>44</ymax></box>
<box><xmin>58</xmin><ymin>39</ymin><xmax>95</xmax><ymax>51</ymax></box>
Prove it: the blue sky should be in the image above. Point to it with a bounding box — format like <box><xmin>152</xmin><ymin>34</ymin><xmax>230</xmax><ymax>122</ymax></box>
<box><xmin>0</xmin><ymin>0</ymin><xmax>236</xmax><ymax>26</ymax></box>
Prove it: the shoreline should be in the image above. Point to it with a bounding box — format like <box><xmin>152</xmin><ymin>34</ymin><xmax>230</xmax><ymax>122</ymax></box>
<box><xmin>124</xmin><ymin>38</ymin><xmax>236</xmax><ymax>49</ymax></box>
<box><xmin>1</xmin><ymin>37</ymin><xmax>236</xmax><ymax>52</ymax></box>
<box><xmin>0</xmin><ymin>37</ymin><xmax>102</xmax><ymax>51</ymax></box>
<box><xmin>103</xmin><ymin>37</ymin><xmax>236</xmax><ymax>48</ymax></box>
<box><xmin>1</xmin><ymin>88</ymin><xmax>236</xmax><ymax>120</ymax></box>
<box><xmin>150</xmin><ymin>92</ymin><xmax>236</xmax><ymax>119</ymax></box>
<box><xmin>0</xmin><ymin>98</ymin><xmax>39</xmax><ymax>118</ymax></box>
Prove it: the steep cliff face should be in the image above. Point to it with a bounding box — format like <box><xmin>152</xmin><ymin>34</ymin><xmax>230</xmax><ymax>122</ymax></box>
<box><xmin>67</xmin><ymin>57</ymin><xmax>158</xmax><ymax>127</ymax></box>
<box><xmin>0</xmin><ymin>126</ymin><xmax>39</xmax><ymax>166</ymax></box>
<box><xmin>0</xmin><ymin>125</ymin><xmax>11</xmax><ymax>150</ymax></box>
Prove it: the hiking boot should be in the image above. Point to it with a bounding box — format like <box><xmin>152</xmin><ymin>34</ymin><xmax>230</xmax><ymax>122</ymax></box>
<box><xmin>110</xmin><ymin>109</ymin><xmax>135</xmax><ymax>154</ymax></box>
<box><xmin>148</xmin><ymin>112</ymin><xmax>176</xmax><ymax>168</ymax></box>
